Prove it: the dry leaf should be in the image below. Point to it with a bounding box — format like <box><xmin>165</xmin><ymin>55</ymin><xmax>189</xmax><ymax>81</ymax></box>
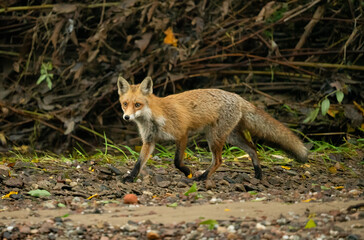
<box><xmin>0</xmin><ymin>132</ymin><xmax>6</xmax><ymax>145</ymax></box>
<box><xmin>135</xmin><ymin>32</ymin><xmax>153</xmax><ymax>53</ymax></box>
<box><xmin>53</xmin><ymin>4</ymin><xmax>77</xmax><ymax>14</ymax></box>
<box><xmin>87</xmin><ymin>194</ymin><xmax>98</xmax><ymax>200</ymax></box>
<box><xmin>164</xmin><ymin>27</ymin><xmax>178</xmax><ymax>47</ymax></box>
<box><xmin>51</xmin><ymin>19</ymin><xmax>66</xmax><ymax>49</ymax></box>
<box><xmin>328</xmin><ymin>166</ymin><xmax>337</xmax><ymax>174</ymax></box>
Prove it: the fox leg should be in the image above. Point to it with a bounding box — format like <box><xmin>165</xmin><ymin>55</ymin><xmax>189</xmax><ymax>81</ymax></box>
<box><xmin>227</xmin><ymin>130</ymin><xmax>262</xmax><ymax>179</ymax></box>
<box><xmin>174</xmin><ymin>134</ymin><xmax>192</xmax><ymax>178</ymax></box>
<box><xmin>195</xmin><ymin>138</ymin><xmax>225</xmax><ymax>181</ymax></box>
<box><xmin>123</xmin><ymin>142</ymin><xmax>155</xmax><ymax>183</ymax></box>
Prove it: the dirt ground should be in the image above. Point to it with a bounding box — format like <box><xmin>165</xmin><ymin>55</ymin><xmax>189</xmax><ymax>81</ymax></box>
<box><xmin>1</xmin><ymin>151</ymin><xmax>363</xmax><ymax>239</ymax></box>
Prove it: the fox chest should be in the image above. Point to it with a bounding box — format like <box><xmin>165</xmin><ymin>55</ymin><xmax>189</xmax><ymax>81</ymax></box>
<box><xmin>135</xmin><ymin>118</ymin><xmax>175</xmax><ymax>142</ymax></box>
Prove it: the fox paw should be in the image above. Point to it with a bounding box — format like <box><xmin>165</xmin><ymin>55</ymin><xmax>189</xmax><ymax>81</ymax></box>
<box><xmin>193</xmin><ymin>172</ymin><xmax>208</xmax><ymax>181</ymax></box>
<box><xmin>122</xmin><ymin>175</ymin><xmax>134</xmax><ymax>183</ymax></box>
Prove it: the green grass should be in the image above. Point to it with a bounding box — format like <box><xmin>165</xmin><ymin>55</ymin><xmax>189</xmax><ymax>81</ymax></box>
<box><xmin>1</xmin><ymin>137</ymin><xmax>363</xmax><ymax>171</ymax></box>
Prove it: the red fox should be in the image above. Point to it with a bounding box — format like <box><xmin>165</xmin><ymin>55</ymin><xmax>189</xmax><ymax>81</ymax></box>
<box><xmin>117</xmin><ymin>76</ymin><xmax>308</xmax><ymax>183</ymax></box>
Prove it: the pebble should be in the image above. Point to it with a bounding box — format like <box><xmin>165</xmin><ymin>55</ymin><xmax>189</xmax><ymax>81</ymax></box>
<box><xmin>123</xmin><ymin>194</ymin><xmax>138</xmax><ymax>204</ymax></box>
<box><xmin>43</xmin><ymin>201</ymin><xmax>56</xmax><ymax>209</ymax></box>
<box><xmin>157</xmin><ymin>180</ymin><xmax>171</xmax><ymax>188</ymax></box>
<box><xmin>147</xmin><ymin>230</ymin><xmax>160</xmax><ymax>239</ymax></box>
<box><xmin>70</xmin><ymin>181</ymin><xmax>78</xmax><ymax>187</ymax></box>
<box><xmin>205</xmin><ymin>179</ymin><xmax>216</xmax><ymax>190</ymax></box>
<box><xmin>227</xmin><ymin>225</ymin><xmax>235</xmax><ymax>233</ymax></box>
<box><xmin>209</xmin><ymin>197</ymin><xmax>222</xmax><ymax>204</ymax></box>
<box><xmin>4</xmin><ymin>178</ymin><xmax>23</xmax><ymax>187</ymax></box>
<box><xmin>256</xmin><ymin>222</ymin><xmax>266</xmax><ymax>230</ymax></box>
<box><xmin>38</xmin><ymin>180</ymin><xmax>53</xmax><ymax>189</ymax></box>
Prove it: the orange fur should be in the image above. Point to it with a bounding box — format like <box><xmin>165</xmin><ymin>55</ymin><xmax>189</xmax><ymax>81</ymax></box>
<box><xmin>117</xmin><ymin>76</ymin><xmax>308</xmax><ymax>182</ymax></box>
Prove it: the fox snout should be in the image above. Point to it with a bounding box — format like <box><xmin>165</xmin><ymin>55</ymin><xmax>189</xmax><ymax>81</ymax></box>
<box><xmin>123</xmin><ymin>114</ymin><xmax>135</xmax><ymax>121</ymax></box>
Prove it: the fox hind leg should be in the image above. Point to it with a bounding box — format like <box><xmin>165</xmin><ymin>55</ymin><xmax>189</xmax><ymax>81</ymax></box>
<box><xmin>195</xmin><ymin>134</ymin><xmax>226</xmax><ymax>181</ymax></box>
<box><xmin>227</xmin><ymin>129</ymin><xmax>262</xmax><ymax>179</ymax></box>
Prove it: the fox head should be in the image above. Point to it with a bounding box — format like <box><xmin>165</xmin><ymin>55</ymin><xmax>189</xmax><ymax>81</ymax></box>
<box><xmin>117</xmin><ymin>76</ymin><xmax>153</xmax><ymax>121</ymax></box>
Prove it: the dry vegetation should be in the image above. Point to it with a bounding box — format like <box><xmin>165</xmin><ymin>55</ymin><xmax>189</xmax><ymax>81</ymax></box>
<box><xmin>0</xmin><ymin>0</ymin><xmax>363</xmax><ymax>152</ymax></box>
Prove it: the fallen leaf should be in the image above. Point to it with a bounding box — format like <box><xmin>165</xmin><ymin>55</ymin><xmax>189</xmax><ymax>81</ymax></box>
<box><xmin>184</xmin><ymin>182</ymin><xmax>197</xmax><ymax>196</ymax></box>
<box><xmin>334</xmin><ymin>186</ymin><xmax>344</xmax><ymax>190</ymax></box>
<box><xmin>87</xmin><ymin>194</ymin><xmax>98</xmax><ymax>200</ymax></box>
<box><xmin>164</xmin><ymin>27</ymin><xmax>178</xmax><ymax>47</ymax></box>
<box><xmin>53</xmin><ymin>4</ymin><xmax>77</xmax><ymax>14</ymax></box>
<box><xmin>327</xmin><ymin>109</ymin><xmax>339</xmax><ymax>118</ymax></box>
<box><xmin>320</xmin><ymin>185</ymin><xmax>330</xmax><ymax>191</ymax></box>
<box><xmin>0</xmin><ymin>132</ymin><xmax>6</xmax><ymax>145</ymax></box>
<box><xmin>328</xmin><ymin>166</ymin><xmax>337</xmax><ymax>174</ymax></box>
<box><xmin>281</xmin><ymin>166</ymin><xmax>291</xmax><ymax>170</ymax></box>
<box><xmin>302</xmin><ymin>198</ymin><xmax>316</xmax><ymax>203</ymax></box>
<box><xmin>304</xmin><ymin>218</ymin><xmax>317</xmax><ymax>229</ymax></box>
<box><xmin>224</xmin><ymin>208</ymin><xmax>230</xmax><ymax>211</ymax></box>
<box><xmin>135</xmin><ymin>32</ymin><xmax>153</xmax><ymax>53</ymax></box>
<box><xmin>353</xmin><ymin>101</ymin><xmax>364</xmax><ymax>115</ymax></box>
<box><xmin>167</xmin><ymin>202</ymin><xmax>178</xmax><ymax>208</ymax></box>
<box><xmin>1</xmin><ymin>191</ymin><xmax>18</xmax><ymax>199</ymax></box>
<box><xmin>28</xmin><ymin>190</ymin><xmax>51</xmax><ymax>197</ymax></box>
<box><xmin>200</xmin><ymin>219</ymin><xmax>218</xmax><ymax>230</ymax></box>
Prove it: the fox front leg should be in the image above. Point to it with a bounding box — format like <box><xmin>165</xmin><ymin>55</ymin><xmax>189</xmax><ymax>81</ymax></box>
<box><xmin>122</xmin><ymin>142</ymin><xmax>155</xmax><ymax>183</ymax></box>
<box><xmin>174</xmin><ymin>135</ymin><xmax>192</xmax><ymax>178</ymax></box>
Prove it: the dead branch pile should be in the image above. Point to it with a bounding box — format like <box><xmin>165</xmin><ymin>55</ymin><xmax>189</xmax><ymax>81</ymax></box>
<box><xmin>0</xmin><ymin>0</ymin><xmax>363</xmax><ymax>152</ymax></box>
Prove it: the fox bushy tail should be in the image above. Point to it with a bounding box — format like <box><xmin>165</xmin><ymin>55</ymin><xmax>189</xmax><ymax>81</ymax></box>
<box><xmin>243</xmin><ymin>107</ymin><xmax>308</xmax><ymax>162</ymax></box>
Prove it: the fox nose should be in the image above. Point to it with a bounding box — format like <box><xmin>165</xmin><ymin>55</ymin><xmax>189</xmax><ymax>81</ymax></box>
<box><xmin>124</xmin><ymin>115</ymin><xmax>130</xmax><ymax>121</ymax></box>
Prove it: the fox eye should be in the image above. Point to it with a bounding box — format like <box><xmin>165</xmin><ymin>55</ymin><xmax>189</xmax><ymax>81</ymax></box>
<box><xmin>135</xmin><ymin>103</ymin><xmax>141</xmax><ymax>108</ymax></box>
<box><xmin>123</xmin><ymin>102</ymin><xmax>127</xmax><ymax>107</ymax></box>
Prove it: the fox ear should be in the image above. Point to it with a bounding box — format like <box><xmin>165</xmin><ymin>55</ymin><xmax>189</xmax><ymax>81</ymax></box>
<box><xmin>117</xmin><ymin>76</ymin><xmax>130</xmax><ymax>95</ymax></box>
<box><xmin>140</xmin><ymin>76</ymin><xmax>153</xmax><ymax>95</ymax></box>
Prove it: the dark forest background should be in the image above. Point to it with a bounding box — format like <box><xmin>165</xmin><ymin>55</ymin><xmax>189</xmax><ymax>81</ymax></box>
<box><xmin>0</xmin><ymin>0</ymin><xmax>363</xmax><ymax>153</ymax></box>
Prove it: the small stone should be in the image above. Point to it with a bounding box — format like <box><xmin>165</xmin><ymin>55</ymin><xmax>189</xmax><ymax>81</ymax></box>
<box><xmin>43</xmin><ymin>201</ymin><xmax>56</xmax><ymax>209</ymax></box>
<box><xmin>123</xmin><ymin>194</ymin><xmax>138</xmax><ymax>204</ymax></box>
<box><xmin>217</xmin><ymin>226</ymin><xmax>227</xmax><ymax>233</ymax></box>
<box><xmin>209</xmin><ymin>197</ymin><xmax>222</xmax><ymax>204</ymax></box>
<box><xmin>205</xmin><ymin>179</ymin><xmax>216</xmax><ymax>190</ymax></box>
<box><xmin>256</xmin><ymin>222</ymin><xmax>266</xmax><ymax>230</ymax></box>
<box><xmin>147</xmin><ymin>230</ymin><xmax>160</xmax><ymax>239</ymax></box>
<box><xmin>72</xmin><ymin>197</ymin><xmax>81</xmax><ymax>203</ymax></box>
<box><xmin>304</xmin><ymin>171</ymin><xmax>311</xmax><ymax>177</ymax></box>
<box><xmin>219</xmin><ymin>179</ymin><xmax>230</xmax><ymax>186</ymax></box>
<box><xmin>227</xmin><ymin>233</ymin><xmax>238</xmax><ymax>239</ymax></box>
<box><xmin>177</xmin><ymin>181</ymin><xmax>188</xmax><ymax>188</ymax></box>
<box><xmin>249</xmin><ymin>178</ymin><xmax>260</xmax><ymax>185</ymax></box>
<box><xmin>65</xmin><ymin>179</ymin><xmax>72</xmax><ymax>184</ymax></box>
<box><xmin>277</xmin><ymin>217</ymin><xmax>288</xmax><ymax>225</ymax></box>
<box><xmin>38</xmin><ymin>180</ymin><xmax>53</xmax><ymax>189</ymax></box>
<box><xmin>157</xmin><ymin>180</ymin><xmax>171</xmax><ymax>188</ymax></box>
<box><xmin>235</xmin><ymin>184</ymin><xmax>246</xmax><ymax>192</ymax></box>
<box><xmin>348</xmin><ymin>189</ymin><xmax>361</xmax><ymax>196</ymax></box>
<box><xmin>19</xmin><ymin>225</ymin><xmax>31</xmax><ymax>234</ymax></box>
<box><xmin>100</xmin><ymin>236</ymin><xmax>109</xmax><ymax>240</ymax></box>
<box><xmin>142</xmin><ymin>191</ymin><xmax>153</xmax><ymax>196</ymax></box>
<box><xmin>69</xmin><ymin>182</ymin><xmax>77</xmax><ymax>187</ymax></box>
<box><xmin>39</xmin><ymin>222</ymin><xmax>52</xmax><ymax>233</ymax></box>
<box><xmin>4</xmin><ymin>178</ymin><xmax>23</xmax><ymax>187</ymax></box>
<box><xmin>31</xmin><ymin>183</ymin><xmax>39</xmax><ymax>189</ymax></box>
<box><xmin>227</xmin><ymin>225</ymin><xmax>235</xmax><ymax>233</ymax></box>
<box><xmin>3</xmin><ymin>232</ymin><xmax>11</xmax><ymax>239</ymax></box>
